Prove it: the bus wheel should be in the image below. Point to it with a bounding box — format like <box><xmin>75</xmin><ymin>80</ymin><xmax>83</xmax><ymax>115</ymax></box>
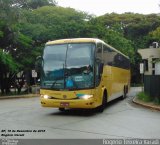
<box><xmin>97</xmin><ymin>94</ymin><xmax>106</xmax><ymax>113</ymax></box>
<box><xmin>121</xmin><ymin>86</ymin><xmax>127</xmax><ymax>100</ymax></box>
<box><xmin>59</xmin><ymin>108</ymin><xmax>65</xmax><ymax>111</ymax></box>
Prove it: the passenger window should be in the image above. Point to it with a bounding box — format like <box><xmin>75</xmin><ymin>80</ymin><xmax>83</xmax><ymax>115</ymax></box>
<box><xmin>103</xmin><ymin>45</ymin><xmax>116</xmax><ymax>66</ymax></box>
<box><xmin>114</xmin><ymin>54</ymin><xmax>122</xmax><ymax>68</ymax></box>
<box><xmin>102</xmin><ymin>44</ymin><xmax>130</xmax><ymax>69</ymax></box>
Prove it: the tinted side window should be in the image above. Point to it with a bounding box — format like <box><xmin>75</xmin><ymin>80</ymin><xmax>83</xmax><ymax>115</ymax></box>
<box><xmin>122</xmin><ymin>56</ymin><xmax>130</xmax><ymax>69</ymax></box>
<box><xmin>114</xmin><ymin>54</ymin><xmax>123</xmax><ymax>68</ymax></box>
<box><xmin>103</xmin><ymin>44</ymin><xmax>130</xmax><ymax>69</ymax></box>
<box><xmin>103</xmin><ymin>45</ymin><xmax>117</xmax><ymax>66</ymax></box>
<box><xmin>114</xmin><ymin>54</ymin><xmax>130</xmax><ymax>69</ymax></box>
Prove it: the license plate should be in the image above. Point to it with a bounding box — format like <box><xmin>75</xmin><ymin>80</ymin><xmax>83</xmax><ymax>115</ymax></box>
<box><xmin>60</xmin><ymin>102</ymin><xmax>69</xmax><ymax>107</ymax></box>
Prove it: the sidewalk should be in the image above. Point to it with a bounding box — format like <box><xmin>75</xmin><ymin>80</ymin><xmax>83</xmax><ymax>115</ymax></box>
<box><xmin>0</xmin><ymin>94</ymin><xmax>39</xmax><ymax>100</ymax></box>
<box><xmin>133</xmin><ymin>96</ymin><xmax>160</xmax><ymax>111</ymax></box>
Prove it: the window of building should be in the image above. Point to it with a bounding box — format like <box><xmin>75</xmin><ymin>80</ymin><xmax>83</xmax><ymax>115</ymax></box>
<box><xmin>143</xmin><ymin>59</ymin><xmax>148</xmax><ymax>71</ymax></box>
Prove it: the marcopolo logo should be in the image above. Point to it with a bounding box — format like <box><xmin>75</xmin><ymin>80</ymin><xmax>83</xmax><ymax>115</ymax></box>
<box><xmin>63</xmin><ymin>95</ymin><xmax>67</xmax><ymax>99</ymax></box>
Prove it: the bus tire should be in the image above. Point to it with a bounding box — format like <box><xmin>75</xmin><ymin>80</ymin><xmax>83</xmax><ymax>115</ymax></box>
<box><xmin>59</xmin><ymin>108</ymin><xmax>65</xmax><ymax>111</ymax></box>
<box><xmin>121</xmin><ymin>86</ymin><xmax>127</xmax><ymax>100</ymax></box>
<box><xmin>126</xmin><ymin>86</ymin><xmax>128</xmax><ymax>94</ymax></box>
<box><xmin>97</xmin><ymin>93</ymin><xmax>107</xmax><ymax>113</ymax></box>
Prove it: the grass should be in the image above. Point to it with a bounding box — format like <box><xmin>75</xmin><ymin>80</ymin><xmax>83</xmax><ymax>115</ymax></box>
<box><xmin>137</xmin><ymin>92</ymin><xmax>152</xmax><ymax>102</ymax></box>
<box><xmin>137</xmin><ymin>92</ymin><xmax>160</xmax><ymax>105</ymax></box>
<box><xmin>153</xmin><ymin>97</ymin><xmax>160</xmax><ymax>105</ymax></box>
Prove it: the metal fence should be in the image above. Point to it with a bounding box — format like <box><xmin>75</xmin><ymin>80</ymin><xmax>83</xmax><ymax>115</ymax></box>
<box><xmin>144</xmin><ymin>75</ymin><xmax>160</xmax><ymax>98</ymax></box>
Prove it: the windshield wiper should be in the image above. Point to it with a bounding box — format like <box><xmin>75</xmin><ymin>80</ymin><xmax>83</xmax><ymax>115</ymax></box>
<box><xmin>51</xmin><ymin>79</ymin><xmax>59</xmax><ymax>88</ymax></box>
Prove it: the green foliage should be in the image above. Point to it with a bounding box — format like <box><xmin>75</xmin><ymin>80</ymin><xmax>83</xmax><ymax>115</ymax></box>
<box><xmin>20</xmin><ymin>6</ymin><xmax>89</xmax><ymax>42</ymax></box>
<box><xmin>24</xmin><ymin>0</ymin><xmax>57</xmax><ymax>9</ymax></box>
<box><xmin>103</xmin><ymin>29</ymin><xmax>135</xmax><ymax>63</ymax></box>
<box><xmin>25</xmin><ymin>6</ymin><xmax>87</xmax><ymax>25</ymax></box>
<box><xmin>17</xmin><ymin>33</ymin><xmax>32</xmax><ymax>48</ymax></box>
<box><xmin>149</xmin><ymin>27</ymin><xmax>160</xmax><ymax>42</ymax></box>
<box><xmin>97</xmin><ymin>13</ymin><xmax>160</xmax><ymax>49</ymax></box>
<box><xmin>19</xmin><ymin>23</ymin><xmax>48</xmax><ymax>41</ymax></box>
<box><xmin>0</xmin><ymin>0</ymin><xmax>20</xmax><ymax>25</ymax></box>
<box><xmin>0</xmin><ymin>49</ymin><xmax>18</xmax><ymax>71</ymax></box>
<box><xmin>137</xmin><ymin>92</ymin><xmax>160</xmax><ymax>105</ymax></box>
<box><xmin>137</xmin><ymin>92</ymin><xmax>152</xmax><ymax>102</ymax></box>
<box><xmin>0</xmin><ymin>31</ymin><xmax>3</xmax><ymax>38</ymax></box>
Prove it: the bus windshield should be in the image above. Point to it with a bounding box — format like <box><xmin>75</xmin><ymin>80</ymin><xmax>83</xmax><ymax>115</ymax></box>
<box><xmin>41</xmin><ymin>43</ymin><xmax>95</xmax><ymax>90</ymax></box>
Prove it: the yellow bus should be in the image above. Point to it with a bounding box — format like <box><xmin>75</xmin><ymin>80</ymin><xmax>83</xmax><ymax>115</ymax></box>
<box><xmin>40</xmin><ymin>38</ymin><xmax>130</xmax><ymax>112</ymax></box>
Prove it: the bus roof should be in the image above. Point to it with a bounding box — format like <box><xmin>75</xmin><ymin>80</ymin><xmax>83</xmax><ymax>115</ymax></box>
<box><xmin>46</xmin><ymin>38</ymin><xmax>129</xmax><ymax>59</ymax></box>
<box><xmin>46</xmin><ymin>38</ymin><xmax>103</xmax><ymax>45</ymax></box>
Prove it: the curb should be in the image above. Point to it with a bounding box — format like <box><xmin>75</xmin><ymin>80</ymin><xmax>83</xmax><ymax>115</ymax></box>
<box><xmin>133</xmin><ymin>97</ymin><xmax>160</xmax><ymax>111</ymax></box>
<box><xmin>0</xmin><ymin>94</ymin><xmax>39</xmax><ymax>100</ymax></box>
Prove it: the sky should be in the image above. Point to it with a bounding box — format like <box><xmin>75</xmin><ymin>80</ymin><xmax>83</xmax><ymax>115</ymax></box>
<box><xmin>57</xmin><ymin>0</ymin><xmax>160</xmax><ymax>16</ymax></box>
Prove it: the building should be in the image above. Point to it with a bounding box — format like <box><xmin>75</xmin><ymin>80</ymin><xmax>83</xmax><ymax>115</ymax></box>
<box><xmin>138</xmin><ymin>42</ymin><xmax>160</xmax><ymax>98</ymax></box>
<box><xmin>138</xmin><ymin>43</ymin><xmax>160</xmax><ymax>75</ymax></box>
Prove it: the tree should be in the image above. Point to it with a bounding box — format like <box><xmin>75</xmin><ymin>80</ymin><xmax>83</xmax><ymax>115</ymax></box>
<box><xmin>20</xmin><ymin>6</ymin><xmax>89</xmax><ymax>41</ymax></box>
<box><xmin>149</xmin><ymin>27</ymin><xmax>160</xmax><ymax>42</ymax></box>
<box><xmin>0</xmin><ymin>0</ymin><xmax>20</xmax><ymax>94</ymax></box>
<box><xmin>0</xmin><ymin>49</ymin><xmax>18</xmax><ymax>94</ymax></box>
<box><xmin>21</xmin><ymin>0</ymin><xmax>57</xmax><ymax>9</ymax></box>
<box><xmin>0</xmin><ymin>0</ymin><xmax>39</xmax><ymax>94</ymax></box>
<box><xmin>96</xmin><ymin>13</ymin><xmax>160</xmax><ymax>49</ymax></box>
<box><xmin>1</xmin><ymin>2</ymin><xmax>158</xmax><ymax>94</ymax></box>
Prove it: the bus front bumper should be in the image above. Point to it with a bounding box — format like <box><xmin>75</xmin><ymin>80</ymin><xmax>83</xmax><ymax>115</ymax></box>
<box><xmin>40</xmin><ymin>97</ymin><xmax>97</xmax><ymax>109</ymax></box>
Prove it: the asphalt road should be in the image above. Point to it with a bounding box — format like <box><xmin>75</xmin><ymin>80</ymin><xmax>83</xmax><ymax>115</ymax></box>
<box><xmin>0</xmin><ymin>87</ymin><xmax>160</xmax><ymax>139</ymax></box>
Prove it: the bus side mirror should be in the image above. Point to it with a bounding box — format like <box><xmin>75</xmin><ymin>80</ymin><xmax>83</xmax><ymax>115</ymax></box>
<box><xmin>35</xmin><ymin>56</ymin><xmax>42</xmax><ymax>72</ymax></box>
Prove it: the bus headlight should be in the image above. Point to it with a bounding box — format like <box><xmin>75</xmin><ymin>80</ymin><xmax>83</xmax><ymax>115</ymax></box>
<box><xmin>41</xmin><ymin>95</ymin><xmax>52</xmax><ymax>99</ymax></box>
<box><xmin>77</xmin><ymin>94</ymin><xmax>93</xmax><ymax>100</ymax></box>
